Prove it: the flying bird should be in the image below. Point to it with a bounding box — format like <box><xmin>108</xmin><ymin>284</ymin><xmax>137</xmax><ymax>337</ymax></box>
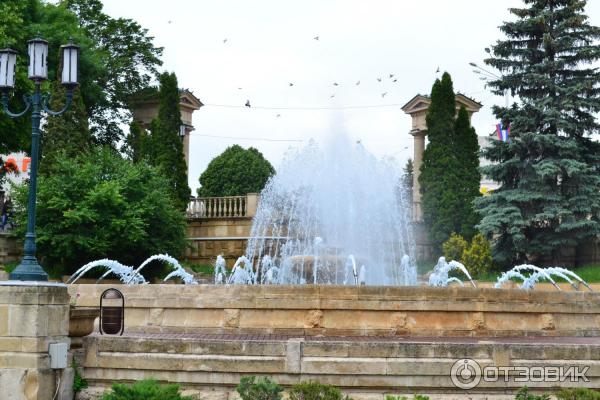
<box><xmin>237</xmin><ymin>87</ymin><xmax>243</xmax><ymax>90</ymax></box>
<box><xmin>245</xmin><ymin>100</ymin><xmax>251</xmax><ymax>108</ymax></box>
<box><xmin>168</xmin><ymin>20</ymin><xmax>173</xmax><ymax>24</ymax></box>
<box><xmin>333</xmin><ymin>82</ymin><xmax>339</xmax><ymax>86</ymax></box>
<box><xmin>314</xmin><ymin>36</ymin><xmax>320</xmax><ymax>41</ymax></box>
<box><xmin>436</xmin><ymin>66</ymin><xmax>440</xmax><ymax>73</ymax></box>
<box><xmin>356</xmin><ymin>140</ymin><xmax>362</xmax><ymax>144</ymax></box>
<box><xmin>377</xmin><ymin>77</ymin><xmax>382</xmax><ymax>82</ymax></box>
<box><xmin>356</xmin><ymin>81</ymin><xmax>360</xmax><ymax>85</ymax></box>
<box><xmin>392</xmin><ymin>79</ymin><xmax>397</xmax><ymax>82</ymax></box>
<box><xmin>330</xmin><ymin>94</ymin><xmax>335</xmax><ymax>98</ymax></box>
<box><xmin>389</xmin><ymin>73</ymin><xmax>394</xmax><ymax>78</ymax></box>
<box><xmin>223</xmin><ymin>38</ymin><xmax>228</xmax><ymax>43</ymax></box>
<box><xmin>381</xmin><ymin>92</ymin><xmax>387</xmax><ymax>98</ymax></box>
<box><xmin>289</xmin><ymin>82</ymin><xmax>294</xmax><ymax>86</ymax></box>
<box><xmin>276</xmin><ymin>114</ymin><xmax>281</xmax><ymax>118</ymax></box>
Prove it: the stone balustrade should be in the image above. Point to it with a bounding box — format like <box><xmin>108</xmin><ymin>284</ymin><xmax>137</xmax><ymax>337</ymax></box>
<box><xmin>187</xmin><ymin>193</ymin><xmax>259</xmax><ymax>219</ymax></box>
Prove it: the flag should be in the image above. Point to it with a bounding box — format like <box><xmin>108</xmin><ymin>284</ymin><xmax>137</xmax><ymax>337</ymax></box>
<box><xmin>496</xmin><ymin>123</ymin><xmax>510</xmax><ymax>142</ymax></box>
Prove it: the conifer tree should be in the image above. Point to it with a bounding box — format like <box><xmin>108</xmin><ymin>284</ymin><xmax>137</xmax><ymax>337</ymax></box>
<box><xmin>151</xmin><ymin>72</ymin><xmax>190</xmax><ymax>212</ymax></box>
<box><xmin>419</xmin><ymin>73</ymin><xmax>460</xmax><ymax>249</ymax></box>
<box><xmin>454</xmin><ymin>106</ymin><xmax>481</xmax><ymax>239</ymax></box>
<box><xmin>42</xmin><ymin>82</ymin><xmax>92</xmax><ymax>173</ymax></box>
<box><xmin>476</xmin><ymin>0</ymin><xmax>600</xmax><ymax>266</ymax></box>
<box><xmin>123</xmin><ymin>121</ymin><xmax>149</xmax><ymax>163</ymax></box>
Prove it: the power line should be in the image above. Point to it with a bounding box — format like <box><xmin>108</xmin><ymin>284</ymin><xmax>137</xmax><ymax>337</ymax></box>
<box><xmin>203</xmin><ymin>103</ymin><xmax>405</xmax><ymax>111</ymax></box>
<box><xmin>189</xmin><ymin>133</ymin><xmax>303</xmax><ymax>142</ymax></box>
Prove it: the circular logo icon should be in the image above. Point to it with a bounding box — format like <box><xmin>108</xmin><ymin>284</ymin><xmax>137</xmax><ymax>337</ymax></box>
<box><xmin>450</xmin><ymin>358</ymin><xmax>482</xmax><ymax>390</ymax></box>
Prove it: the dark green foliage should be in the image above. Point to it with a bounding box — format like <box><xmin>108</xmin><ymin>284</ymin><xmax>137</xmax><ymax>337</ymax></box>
<box><xmin>42</xmin><ymin>82</ymin><xmax>92</xmax><ymax>170</ymax></box>
<box><xmin>419</xmin><ymin>73</ymin><xmax>481</xmax><ymax>250</ymax></box>
<box><xmin>0</xmin><ymin>0</ymin><xmax>162</xmax><ymax>149</ymax></box>
<box><xmin>198</xmin><ymin>145</ymin><xmax>275</xmax><ymax>197</ymax></box>
<box><xmin>123</xmin><ymin>121</ymin><xmax>149</xmax><ymax>163</ymax></box>
<box><xmin>289</xmin><ymin>381</ymin><xmax>353</xmax><ymax>400</ymax></box>
<box><xmin>236</xmin><ymin>376</ymin><xmax>284</xmax><ymax>400</ymax></box>
<box><xmin>12</xmin><ymin>148</ymin><xmax>187</xmax><ymax>276</ymax></box>
<box><xmin>100</xmin><ymin>379</ymin><xmax>194</xmax><ymax>400</ymax></box>
<box><xmin>150</xmin><ymin>72</ymin><xmax>190</xmax><ymax>211</ymax></box>
<box><xmin>402</xmin><ymin>158</ymin><xmax>414</xmax><ymax>207</ymax></box>
<box><xmin>514</xmin><ymin>387</ymin><xmax>550</xmax><ymax>400</ymax></box>
<box><xmin>476</xmin><ymin>0</ymin><xmax>600</xmax><ymax>267</ymax></box>
<box><xmin>557</xmin><ymin>388</ymin><xmax>600</xmax><ymax>400</ymax></box>
<box><xmin>385</xmin><ymin>396</ymin><xmax>430</xmax><ymax>400</ymax></box>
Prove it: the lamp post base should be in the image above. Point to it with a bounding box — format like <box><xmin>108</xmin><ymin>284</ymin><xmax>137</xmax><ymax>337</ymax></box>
<box><xmin>9</xmin><ymin>256</ymin><xmax>49</xmax><ymax>281</ymax></box>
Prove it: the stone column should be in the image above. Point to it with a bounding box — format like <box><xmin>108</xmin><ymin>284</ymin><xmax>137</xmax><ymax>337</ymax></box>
<box><xmin>246</xmin><ymin>193</ymin><xmax>259</xmax><ymax>217</ymax></box>
<box><xmin>182</xmin><ymin>128</ymin><xmax>191</xmax><ymax>173</ymax></box>
<box><xmin>411</xmin><ymin>131</ymin><xmax>426</xmax><ymax>221</ymax></box>
<box><xmin>0</xmin><ymin>282</ymin><xmax>72</xmax><ymax>400</ymax></box>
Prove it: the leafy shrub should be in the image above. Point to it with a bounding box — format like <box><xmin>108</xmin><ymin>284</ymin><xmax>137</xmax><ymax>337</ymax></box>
<box><xmin>236</xmin><ymin>376</ymin><xmax>283</xmax><ymax>400</ymax></box>
<box><xmin>514</xmin><ymin>387</ymin><xmax>550</xmax><ymax>400</ymax></box>
<box><xmin>385</xmin><ymin>396</ymin><xmax>430</xmax><ymax>400</ymax></box>
<box><xmin>461</xmin><ymin>233</ymin><xmax>494</xmax><ymax>277</ymax></box>
<box><xmin>13</xmin><ymin>148</ymin><xmax>187</xmax><ymax>277</ymax></box>
<box><xmin>100</xmin><ymin>379</ymin><xmax>194</xmax><ymax>400</ymax></box>
<box><xmin>442</xmin><ymin>233</ymin><xmax>468</xmax><ymax>262</ymax></box>
<box><xmin>557</xmin><ymin>388</ymin><xmax>600</xmax><ymax>400</ymax></box>
<box><xmin>289</xmin><ymin>381</ymin><xmax>352</xmax><ymax>400</ymax></box>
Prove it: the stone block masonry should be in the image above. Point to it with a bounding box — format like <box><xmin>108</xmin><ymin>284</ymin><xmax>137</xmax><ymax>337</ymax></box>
<box><xmin>0</xmin><ymin>282</ymin><xmax>73</xmax><ymax>400</ymax></box>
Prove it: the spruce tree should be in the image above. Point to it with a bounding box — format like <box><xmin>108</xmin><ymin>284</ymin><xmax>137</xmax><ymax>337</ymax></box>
<box><xmin>402</xmin><ymin>158</ymin><xmax>414</xmax><ymax>206</ymax></box>
<box><xmin>151</xmin><ymin>72</ymin><xmax>190</xmax><ymax>212</ymax></box>
<box><xmin>454</xmin><ymin>106</ymin><xmax>481</xmax><ymax>239</ymax></box>
<box><xmin>476</xmin><ymin>0</ymin><xmax>600</xmax><ymax>266</ymax></box>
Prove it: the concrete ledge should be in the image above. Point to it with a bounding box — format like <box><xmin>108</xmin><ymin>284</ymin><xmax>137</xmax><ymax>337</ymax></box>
<box><xmin>80</xmin><ymin>334</ymin><xmax>600</xmax><ymax>398</ymax></box>
<box><xmin>69</xmin><ymin>284</ymin><xmax>600</xmax><ymax>337</ymax></box>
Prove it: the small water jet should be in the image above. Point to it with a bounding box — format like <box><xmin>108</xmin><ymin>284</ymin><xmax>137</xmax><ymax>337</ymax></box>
<box><xmin>495</xmin><ymin>264</ymin><xmax>592</xmax><ymax>291</ymax></box>
<box><xmin>428</xmin><ymin>257</ymin><xmax>476</xmax><ymax>288</ymax></box>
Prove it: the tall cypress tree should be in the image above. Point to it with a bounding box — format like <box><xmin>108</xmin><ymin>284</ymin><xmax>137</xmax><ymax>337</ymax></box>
<box><xmin>420</xmin><ymin>73</ymin><xmax>460</xmax><ymax>250</ymax></box>
<box><xmin>151</xmin><ymin>72</ymin><xmax>190</xmax><ymax>212</ymax></box>
<box><xmin>454</xmin><ymin>106</ymin><xmax>481</xmax><ymax>239</ymax></box>
<box><xmin>476</xmin><ymin>0</ymin><xmax>600</xmax><ymax>266</ymax></box>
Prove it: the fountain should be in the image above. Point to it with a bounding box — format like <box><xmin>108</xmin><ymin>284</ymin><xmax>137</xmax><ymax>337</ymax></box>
<box><xmin>67</xmin><ymin>254</ymin><xmax>197</xmax><ymax>285</ymax></box>
<box><xmin>427</xmin><ymin>257</ymin><xmax>476</xmax><ymax>288</ymax></box>
<box><xmin>494</xmin><ymin>264</ymin><xmax>592</xmax><ymax>291</ymax></box>
<box><xmin>241</xmin><ymin>137</ymin><xmax>416</xmax><ymax>286</ymax></box>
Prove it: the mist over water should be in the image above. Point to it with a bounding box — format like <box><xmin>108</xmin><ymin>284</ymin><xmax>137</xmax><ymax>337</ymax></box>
<box><xmin>245</xmin><ymin>131</ymin><xmax>416</xmax><ymax>286</ymax></box>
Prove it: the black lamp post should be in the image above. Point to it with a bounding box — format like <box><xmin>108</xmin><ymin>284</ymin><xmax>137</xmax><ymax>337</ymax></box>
<box><xmin>0</xmin><ymin>38</ymin><xmax>79</xmax><ymax>281</ymax></box>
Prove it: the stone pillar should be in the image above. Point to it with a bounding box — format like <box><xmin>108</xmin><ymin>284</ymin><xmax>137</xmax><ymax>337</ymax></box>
<box><xmin>0</xmin><ymin>282</ymin><xmax>72</xmax><ymax>400</ymax></box>
<box><xmin>182</xmin><ymin>129</ymin><xmax>191</xmax><ymax>171</ymax></box>
<box><xmin>246</xmin><ymin>193</ymin><xmax>259</xmax><ymax>217</ymax></box>
<box><xmin>411</xmin><ymin>131</ymin><xmax>425</xmax><ymax>221</ymax></box>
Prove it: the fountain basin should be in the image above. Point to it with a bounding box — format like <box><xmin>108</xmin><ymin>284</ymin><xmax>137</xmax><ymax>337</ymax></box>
<box><xmin>69</xmin><ymin>284</ymin><xmax>600</xmax><ymax>337</ymax></box>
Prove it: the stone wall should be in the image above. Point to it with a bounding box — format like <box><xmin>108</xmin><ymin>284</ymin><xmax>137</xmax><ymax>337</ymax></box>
<box><xmin>0</xmin><ymin>282</ymin><xmax>73</xmax><ymax>400</ymax></box>
<box><xmin>79</xmin><ymin>332</ymin><xmax>600</xmax><ymax>399</ymax></box>
<box><xmin>0</xmin><ymin>232</ymin><xmax>20</xmax><ymax>265</ymax></box>
<box><xmin>69</xmin><ymin>284</ymin><xmax>600</xmax><ymax>337</ymax></box>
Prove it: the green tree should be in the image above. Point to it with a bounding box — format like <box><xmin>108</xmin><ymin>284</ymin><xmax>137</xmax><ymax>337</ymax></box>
<box><xmin>476</xmin><ymin>0</ymin><xmax>600</xmax><ymax>266</ymax></box>
<box><xmin>454</xmin><ymin>106</ymin><xmax>481</xmax><ymax>238</ymax></box>
<box><xmin>41</xmin><ymin>82</ymin><xmax>92</xmax><ymax>171</ymax></box>
<box><xmin>150</xmin><ymin>72</ymin><xmax>190</xmax><ymax>211</ymax></box>
<box><xmin>402</xmin><ymin>158</ymin><xmax>414</xmax><ymax>205</ymax></box>
<box><xmin>123</xmin><ymin>121</ymin><xmax>149</xmax><ymax>163</ymax></box>
<box><xmin>419</xmin><ymin>73</ymin><xmax>460</xmax><ymax>250</ymax></box>
<box><xmin>198</xmin><ymin>145</ymin><xmax>275</xmax><ymax>197</ymax></box>
<box><xmin>12</xmin><ymin>148</ymin><xmax>187</xmax><ymax>276</ymax></box>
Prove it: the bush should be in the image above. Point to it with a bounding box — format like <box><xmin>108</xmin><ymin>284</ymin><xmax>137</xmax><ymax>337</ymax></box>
<box><xmin>100</xmin><ymin>379</ymin><xmax>194</xmax><ymax>400</ymax></box>
<box><xmin>236</xmin><ymin>376</ymin><xmax>283</xmax><ymax>400</ymax></box>
<box><xmin>461</xmin><ymin>233</ymin><xmax>494</xmax><ymax>277</ymax></box>
<box><xmin>289</xmin><ymin>381</ymin><xmax>352</xmax><ymax>400</ymax></box>
<box><xmin>13</xmin><ymin>148</ymin><xmax>187</xmax><ymax>277</ymax></box>
<box><xmin>442</xmin><ymin>233</ymin><xmax>468</xmax><ymax>262</ymax></box>
<box><xmin>557</xmin><ymin>388</ymin><xmax>600</xmax><ymax>400</ymax></box>
<box><xmin>385</xmin><ymin>396</ymin><xmax>430</xmax><ymax>400</ymax></box>
<box><xmin>514</xmin><ymin>387</ymin><xmax>550</xmax><ymax>400</ymax></box>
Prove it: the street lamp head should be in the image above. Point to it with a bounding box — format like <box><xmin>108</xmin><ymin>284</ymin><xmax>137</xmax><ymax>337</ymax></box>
<box><xmin>60</xmin><ymin>42</ymin><xmax>79</xmax><ymax>87</ymax></box>
<box><xmin>0</xmin><ymin>48</ymin><xmax>18</xmax><ymax>90</ymax></box>
<box><xmin>27</xmin><ymin>38</ymin><xmax>48</xmax><ymax>81</ymax></box>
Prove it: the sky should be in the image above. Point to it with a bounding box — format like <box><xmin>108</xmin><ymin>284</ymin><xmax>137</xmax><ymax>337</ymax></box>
<box><xmin>99</xmin><ymin>0</ymin><xmax>600</xmax><ymax>192</ymax></box>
